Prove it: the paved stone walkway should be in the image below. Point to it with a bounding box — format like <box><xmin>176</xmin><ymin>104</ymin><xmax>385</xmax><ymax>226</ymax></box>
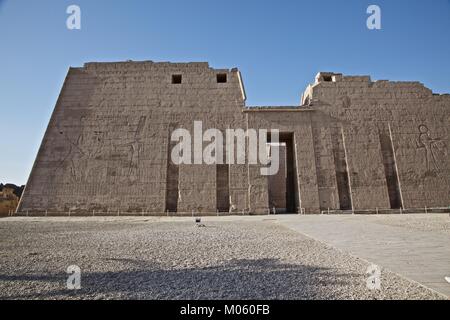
<box><xmin>275</xmin><ymin>214</ymin><xmax>450</xmax><ymax>297</ymax></box>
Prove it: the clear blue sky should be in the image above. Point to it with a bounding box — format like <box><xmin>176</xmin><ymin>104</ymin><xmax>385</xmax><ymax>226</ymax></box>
<box><xmin>1</xmin><ymin>0</ymin><xmax>449</xmax><ymax>185</ymax></box>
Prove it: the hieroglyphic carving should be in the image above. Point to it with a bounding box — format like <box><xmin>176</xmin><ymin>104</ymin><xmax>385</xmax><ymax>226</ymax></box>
<box><xmin>127</xmin><ymin>116</ymin><xmax>147</xmax><ymax>180</ymax></box>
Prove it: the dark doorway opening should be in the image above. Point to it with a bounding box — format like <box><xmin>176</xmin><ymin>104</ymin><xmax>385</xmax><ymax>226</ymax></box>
<box><xmin>267</xmin><ymin>132</ymin><xmax>299</xmax><ymax>213</ymax></box>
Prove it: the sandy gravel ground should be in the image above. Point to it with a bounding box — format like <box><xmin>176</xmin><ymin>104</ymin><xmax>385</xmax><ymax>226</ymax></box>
<box><xmin>0</xmin><ymin>217</ymin><xmax>445</xmax><ymax>300</ymax></box>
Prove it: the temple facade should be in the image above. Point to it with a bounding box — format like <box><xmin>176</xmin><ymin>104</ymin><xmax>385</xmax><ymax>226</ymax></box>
<box><xmin>17</xmin><ymin>61</ymin><xmax>450</xmax><ymax>215</ymax></box>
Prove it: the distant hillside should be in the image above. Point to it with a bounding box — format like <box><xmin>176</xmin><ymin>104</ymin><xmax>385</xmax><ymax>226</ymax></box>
<box><xmin>0</xmin><ymin>184</ymin><xmax>25</xmax><ymax>216</ymax></box>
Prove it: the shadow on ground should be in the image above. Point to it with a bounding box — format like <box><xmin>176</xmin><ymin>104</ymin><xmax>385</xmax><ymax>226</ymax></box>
<box><xmin>0</xmin><ymin>258</ymin><xmax>359</xmax><ymax>299</ymax></box>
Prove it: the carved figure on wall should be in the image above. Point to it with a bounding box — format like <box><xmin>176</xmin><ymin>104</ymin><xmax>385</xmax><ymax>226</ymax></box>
<box><xmin>70</xmin><ymin>130</ymin><xmax>107</xmax><ymax>183</ymax></box>
<box><xmin>342</xmin><ymin>96</ymin><xmax>351</xmax><ymax>109</ymax></box>
<box><xmin>123</xmin><ymin>116</ymin><xmax>147</xmax><ymax>181</ymax></box>
<box><xmin>416</xmin><ymin>125</ymin><xmax>446</xmax><ymax>172</ymax></box>
<box><xmin>56</xmin><ymin>116</ymin><xmax>107</xmax><ymax>183</ymax></box>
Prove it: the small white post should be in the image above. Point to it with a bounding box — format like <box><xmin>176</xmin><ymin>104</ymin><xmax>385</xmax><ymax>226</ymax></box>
<box><xmin>425</xmin><ymin>206</ymin><xmax>428</xmax><ymax>214</ymax></box>
<box><xmin>327</xmin><ymin>207</ymin><xmax>330</xmax><ymax>215</ymax></box>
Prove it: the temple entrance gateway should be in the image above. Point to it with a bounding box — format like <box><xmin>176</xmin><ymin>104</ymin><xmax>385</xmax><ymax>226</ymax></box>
<box><xmin>267</xmin><ymin>132</ymin><xmax>299</xmax><ymax>214</ymax></box>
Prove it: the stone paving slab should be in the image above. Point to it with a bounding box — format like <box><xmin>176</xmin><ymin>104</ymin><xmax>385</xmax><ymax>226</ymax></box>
<box><xmin>275</xmin><ymin>214</ymin><xmax>450</xmax><ymax>297</ymax></box>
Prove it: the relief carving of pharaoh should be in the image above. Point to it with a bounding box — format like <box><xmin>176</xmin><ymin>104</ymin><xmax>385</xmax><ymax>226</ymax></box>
<box><xmin>415</xmin><ymin>125</ymin><xmax>446</xmax><ymax>173</ymax></box>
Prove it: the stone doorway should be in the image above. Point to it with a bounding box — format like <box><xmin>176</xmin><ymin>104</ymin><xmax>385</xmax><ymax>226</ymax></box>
<box><xmin>267</xmin><ymin>132</ymin><xmax>299</xmax><ymax>213</ymax></box>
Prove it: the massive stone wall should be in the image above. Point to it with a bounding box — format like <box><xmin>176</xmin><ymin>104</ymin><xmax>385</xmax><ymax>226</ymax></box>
<box><xmin>17</xmin><ymin>62</ymin><xmax>450</xmax><ymax>215</ymax></box>
<box><xmin>18</xmin><ymin>61</ymin><xmax>247</xmax><ymax>214</ymax></box>
<box><xmin>302</xmin><ymin>72</ymin><xmax>450</xmax><ymax>211</ymax></box>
